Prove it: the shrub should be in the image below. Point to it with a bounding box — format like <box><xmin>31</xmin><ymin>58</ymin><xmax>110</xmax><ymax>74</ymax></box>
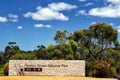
<box><xmin>3</xmin><ymin>62</ymin><xmax>9</xmax><ymax>76</ymax></box>
<box><xmin>0</xmin><ymin>66</ymin><xmax>4</xmax><ymax>76</ymax></box>
<box><xmin>93</xmin><ymin>60</ymin><xmax>112</xmax><ymax>78</ymax></box>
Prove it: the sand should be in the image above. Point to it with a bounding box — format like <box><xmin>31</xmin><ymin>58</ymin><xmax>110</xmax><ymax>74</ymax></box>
<box><xmin>0</xmin><ymin>76</ymin><xmax>117</xmax><ymax>80</ymax></box>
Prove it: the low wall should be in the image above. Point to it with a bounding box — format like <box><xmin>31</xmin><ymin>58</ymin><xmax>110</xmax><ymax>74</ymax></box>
<box><xmin>9</xmin><ymin>60</ymin><xmax>85</xmax><ymax>76</ymax></box>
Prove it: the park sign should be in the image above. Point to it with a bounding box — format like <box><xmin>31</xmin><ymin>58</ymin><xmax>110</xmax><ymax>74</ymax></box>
<box><xmin>9</xmin><ymin>60</ymin><xmax>85</xmax><ymax>76</ymax></box>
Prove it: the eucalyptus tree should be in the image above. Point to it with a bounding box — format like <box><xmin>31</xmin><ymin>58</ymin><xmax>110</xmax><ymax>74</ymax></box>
<box><xmin>73</xmin><ymin>23</ymin><xmax>118</xmax><ymax>60</ymax></box>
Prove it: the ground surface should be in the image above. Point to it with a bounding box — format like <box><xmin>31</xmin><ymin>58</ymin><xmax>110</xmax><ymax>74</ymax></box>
<box><xmin>0</xmin><ymin>76</ymin><xmax>117</xmax><ymax>80</ymax></box>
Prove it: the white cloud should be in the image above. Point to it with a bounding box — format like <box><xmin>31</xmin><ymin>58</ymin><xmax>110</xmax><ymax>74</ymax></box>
<box><xmin>118</xmin><ymin>29</ymin><xmax>120</xmax><ymax>32</ymax></box>
<box><xmin>34</xmin><ymin>24</ymin><xmax>52</xmax><ymax>28</ymax></box>
<box><xmin>117</xmin><ymin>26</ymin><xmax>120</xmax><ymax>28</ymax></box>
<box><xmin>24</xmin><ymin>2</ymin><xmax>77</xmax><ymax>21</ymax></box>
<box><xmin>78</xmin><ymin>0</ymin><xmax>86</xmax><ymax>2</ymax></box>
<box><xmin>109</xmin><ymin>23</ymin><xmax>114</xmax><ymax>26</ymax></box>
<box><xmin>88</xmin><ymin>0</ymin><xmax>120</xmax><ymax>18</ymax></box>
<box><xmin>8</xmin><ymin>13</ymin><xmax>18</xmax><ymax>18</ymax></box>
<box><xmin>17</xmin><ymin>26</ymin><xmax>23</xmax><ymax>30</ymax></box>
<box><xmin>48</xmin><ymin>2</ymin><xmax>77</xmax><ymax>11</ymax></box>
<box><xmin>107</xmin><ymin>0</ymin><xmax>120</xmax><ymax>4</ymax></box>
<box><xmin>91</xmin><ymin>22</ymin><xmax>97</xmax><ymax>25</ymax></box>
<box><xmin>0</xmin><ymin>16</ymin><xmax>7</xmax><ymax>22</ymax></box>
<box><xmin>75</xmin><ymin>10</ymin><xmax>87</xmax><ymax>16</ymax></box>
<box><xmin>8</xmin><ymin>13</ymin><xmax>18</xmax><ymax>22</ymax></box>
<box><xmin>117</xmin><ymin>25</ymin><xmax>120</xmax><ymax>32</ymax></box>
<box><xmin>24</xmin><ymin>8</ymin><xmax>68</xmax><ymax>21</ymax></box>
<box><xmin>84</xmin><ymin>3</ymin><xmax>93</xmax><ymax>6</ymax></box>
<box><xmin>108</xmin><ymin>23</ymin><xmax>120</xmax><ymax>33</ymax></box>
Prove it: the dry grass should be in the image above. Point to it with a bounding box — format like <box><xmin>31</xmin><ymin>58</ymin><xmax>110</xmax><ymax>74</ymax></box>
<box><xmin>0</xmin><ymin>76</ymin><xmax>117</xmax><ymax>80</ymax></box>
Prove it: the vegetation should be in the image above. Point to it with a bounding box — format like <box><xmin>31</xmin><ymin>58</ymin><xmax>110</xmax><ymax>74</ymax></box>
<box><xmin>0</xmin><ymin>23</ymin><xmax>120</xmax><ymax>79</ymax></box>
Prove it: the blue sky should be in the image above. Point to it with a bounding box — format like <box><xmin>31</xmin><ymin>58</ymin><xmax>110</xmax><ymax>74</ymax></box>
<box><xmin>0</xmin><ymin>0</ymin><xmax>120</xmax><ymax>51</ymax></box>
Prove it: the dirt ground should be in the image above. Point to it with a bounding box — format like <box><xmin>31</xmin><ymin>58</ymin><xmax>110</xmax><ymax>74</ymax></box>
<box><xmin>0</xmin><ymin>76</ymin><xmax>117</xmax><ymax>80</ymax></box>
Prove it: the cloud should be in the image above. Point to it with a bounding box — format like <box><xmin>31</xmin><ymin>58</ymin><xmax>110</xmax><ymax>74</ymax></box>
<box><xmin>75</xmin><ymin>10</ymin><xmax>87</xmax><ymax>16</ymax></box>
<box><xmin>8</xmin><ymin>13</ymin><xmax>18</xmax><ymax>22</ymax></box>
<box><xmin>118</xmin><ymin>29</ymin><xmax>120</xmax><ymax>32</ymax></box>
<box><xmin>76</xmin><ymin>2</ymin><xmax>93</xmax><ymax>16</ymax></box>
<box><xmin>88</xmin><ymin>0</ymin><xmax>120</xmax><ymax>18</ymax></box>
<box><xmin>107</xmin><ymin>23</ymin><xmax>120</xmax><ymax>33</ymax></box>
<box><xmin>0</xmin><ymin>16</ymin><xmax>7</xmax><ymax>22</ymax></box>
<box><xmin>8</xmin><ymin>13</ymin><xmax>18</xmax><ymax>18</ymax></box>
<box><xmin>107</xmin><ymin>0</ymin><xmax>120</xmax><ymax>3</ymax></box>
<box><xmin>109</xmin><ymin>23</ymin><xmax>114</xmax><ymax>26</ymax></box>
<box><xmin>84</xmin><ymin>3</ymin><xmax>93</xmax><ymax>6</ymax></box>
<box><xmin>17</xmin><ymin>26</ymin><xmax>23</xmax><ymax>30</ymax></box>
<box><xmin>34</xmin><ymin>24</ymin><xmax>52</xmax><ymax>28</ymax></box>
<box><xmin>48</xmin><ymin>2</ymin><xmax>77</xmax><ymax>11</ymax></box>
<box><xmin>24</xmin><ymin>2</ymin><xmax>77</xmax><ymax>21</ymax></box>
<box><xmin>91</xmin><ymin>22</ymin><xmax>97</xmax><ymax>25</ymax></box>
<box><xmin>78</xmin><ymin>0</ymin><xmax>86</xmax><ymax>2</ymax></box>
<box><xmin>117</xmin><ymin>25</ymin><xmax>120</xmax><ymax>32</ymax></box>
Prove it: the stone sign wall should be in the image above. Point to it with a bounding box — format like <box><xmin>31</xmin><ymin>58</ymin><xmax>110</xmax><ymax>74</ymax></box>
<box><xmin>9</xmin><ymin>60</ymin><xmax>85</xmax><ymax>76</ymax></box>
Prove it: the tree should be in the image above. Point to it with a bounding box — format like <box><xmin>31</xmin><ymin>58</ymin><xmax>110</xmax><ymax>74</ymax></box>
<box><xmin>36</xmin><ymin>45</ymin><xmax>46</xmax><ymax>59</ymax></box>
<box><xmin>3</xmin><ymin>62</ymin><xmax>9</xmax><ymax>75</ymax></box>
<box><xmin>46</xmin><ymin>44</ymin><xmax>55</xmax><ymax>59</ymax></box>
<box><xmin>69</xmin><ymin>40</ymin><xmax>78</xmax><ymax>57</ymax></box>
<box><xmin>46</xmin><ymin>44</ymin><xmax>64</xmax><ymax>59</ymax></box>
<box><xmin>54</xmin><ymin>30</ymin><xmax>68</xmax><ymax>44</ymax></box>
<box><xmin>4</xmin><ymin>46</ymin><xmax>12</xmax><ymax>61</ymax></box>
<box><xmin>3</xmin><ymin>42</ymin><xmax>20</xmax><ymax>63</ymax></box>
<box><xmin>0</xmin><ymin>52</ymin><xmax>3</xmax><ymax>65</ymax></box>
<box><xmin>73</xmin><ymin>23</ymin><xmax>118</xmax><ymax>60</ymax></box>
<box><xmin>8</xmin><ymin>42</ymin><xmax>16</xmax><ymax>47</ymax></box>
<box><xmin>11</xmin><ymin>52</ymin><xmax>37</xmax><ymax>60</ymax></box>
<box><xmin>56</xmin><ymin>42</ymin><xmax>73</xmax><ymax>59</ymax></box>
<box><xmin>53</xmin><ymin>49</ymin><xmax>63</xmax><ymax>59</ymax></box>
<box><xmin>65</xmin><ymin>54</ymin><xmax>74</xmax><ymax>60</ymax></box>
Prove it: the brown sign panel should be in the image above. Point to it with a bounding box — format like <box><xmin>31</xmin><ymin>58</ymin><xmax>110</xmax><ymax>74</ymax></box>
<box><xmin>24</xmin><ymin>68</ymin><xmax>42</xmax><ymax>72</ymax></box>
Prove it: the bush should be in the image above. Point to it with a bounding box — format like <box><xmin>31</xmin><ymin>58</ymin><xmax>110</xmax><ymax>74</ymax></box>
<box><xmin>93</xmin><ymin>60</ymin><xmax>112</xmax><ymax>78</ymax></box>
<box><xmin>65</xmin><ymin>54</ymin><xmax>74</xmax><ymax>60</ymax></box>
<box><xmin>0</xmin><ymin>66</ymin><xmax>4</xmax><ymax>76</ymax></box>
<box><xmin>3</xmin><ymin>62</ymin><xmax>9</xmax><ymax>76</ymax></box>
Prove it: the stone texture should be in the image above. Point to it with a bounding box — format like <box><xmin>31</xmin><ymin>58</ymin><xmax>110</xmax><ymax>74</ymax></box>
<box><xmin>9</xmin><ymin>60</ymin><xmax>85</xmax><ymax>76</ymax></box>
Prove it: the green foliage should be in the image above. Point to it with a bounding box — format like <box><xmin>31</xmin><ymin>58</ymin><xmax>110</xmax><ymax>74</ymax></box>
<box><xmin>74</xmin><ymin>52</ymin><xmax>81</xmax><ymax>60</ymax></box>
<box><xmin>11</xmin><ymin>52</ymin><xmax>37</xmax><ymax>60</ymax></box>
<box><xmin>0</xmin><ymin>66</ymin><xmax>4</xmax><ymax>76</ymax></box>
<box><xmin>0</xmin><ymin>52</ymin><xmax>3</xmax><ymax>65</ymax></box>
<box><xmin>46</xmin><ymin>44</ymin><xmax>55</xmax><ymax>59</ymax></box>
<box><xmin>3</xmin><ymin>62</ymin><xmax>9</xmax><ymax>76</ymax></box>
<box><xmin>69</xmin><ymin>40</ymin><xmax>78</xmax><ymax>54</ymax></box>
<box><xmin>36</xmin><ymin>45</ymin><xmax>46</xmax><ymax>59</ymax></box>
<box><xmin>73</xmin><ymin>23</ymin><xmax>119</xmax><ymax>60</ymax></box>
<box><xmin>53</xmin><ymin>49</ymin><xmax>64</xmax><ymax>59</ymax></box>
<box><xmin>65</xmin><ymin>54</ymin><xmax>74</xmax><ymax>60</ymax></box>
<box><xmin>86</xmin><ymin>61</ymin><xmax>95</xmax><ymax>77</ymax></box>
<box><xmin>8</xmin><ymin>42</ymin><xmax>16</xmax><ymax>45</ymax></box>
<box><xmin>54</xmin><ymin>30</ymin><xmax>68</xmax><ymax>44</ymax></box>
